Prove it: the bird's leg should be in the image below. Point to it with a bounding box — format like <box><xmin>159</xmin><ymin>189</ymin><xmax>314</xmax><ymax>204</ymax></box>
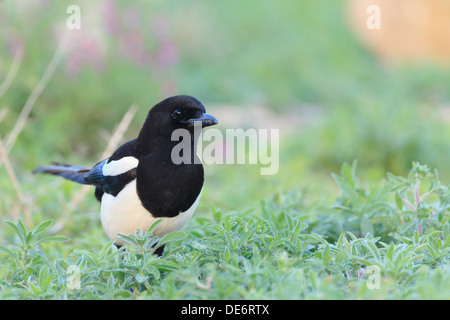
<box><xmin>114</xmin><ymin>243</ymin><xmax>165</xmax><ymax>256</ymax></box>
<box><xmin>153</xmin><ymin>244</ymin><xmax>165</xmax><ymax>256</ymax></box>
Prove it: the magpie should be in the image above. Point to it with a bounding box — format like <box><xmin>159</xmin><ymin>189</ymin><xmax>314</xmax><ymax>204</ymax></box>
<box><xmin>33</xmin><ymin>95</ymin><xmax>218</xmax><ymax>255</ymax></box>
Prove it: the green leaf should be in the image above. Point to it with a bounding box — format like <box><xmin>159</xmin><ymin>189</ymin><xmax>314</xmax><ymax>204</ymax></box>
<box><xmin>322</xmin><ymin>244</ymin><xmax>331</xmax><ymax>265</ymax></box>
<box><xmin>117</xmin><ymin>233</ymin><xmax>141</xmax><ymax>246</ymax></box>
<box><xmin>442</xmin><ymin>235</ymin><xmax>450</xmax><ymax>249</ymax></box>
<box><xmin>350</xmin><ymin>256</ymin><xmax>378</xmax><ymax>268</ymax></box>
<box><xmin>394</xmin><ymin>192</ymin><xmax>404</xmax><ymax>210</ymax></box>
<box><xmin>332</xmin><ymin>173</ymin><xmax>359</xmax><ymax>205</ymax></box>
<box><xmin>32</xmin><ymin>220</ymin><xmax>53</xmax><ymax>236</ymax></box>
<box><xmin>360</xmin><ymin>215</ymin><xmax>374</xmax><ymax>237</ymax></box>
<box><xmin>343</xmin><ymin>160</ymin><xmax>357</xmax><ymax>189</ymax></box>
<box><xmin>366</xmin><ymin>241</ymin><xmax>382</xmax><ymax>262</ymax></box>
<box><xmin>239</xmin><ymin>229</ymin><xmax>253</xmax><ymax>246</ymax></box>
<box><xmin>426</xmin><ymin>244</ymin><xmax>437</xmax><ymax>258</ymax></box>
<box><xmin>6</xmin><ymin>220</ymin><xmax>27</xmax><ymax>246</ymax></box>
<box><xmin>39</xmin><ymin>265</ymin><xmax>53</xmax><ymax>289</ymax></box>
<box><xmin>146</xmin><ymin>266</ymin><xmax>161</xmax><ymax>280</ymax></box>
<box><xmin>33</xmin><ymin>236</ymin><xmax>70</xmax><ymax>246</ymax></box>
<box><xmin>223</xmin><ymin>216</ymin><xmax>232</xmax><ymax>231</ymax></box>
<box><xmin>442</xmin><ymin>223</ymin><xmax>450</xmax><ymax>239</ymax></box>
<box><xmin>212</xmin><ymin>207</ymin><xmax>222</xmax><ymax>223</ymax></box>
<box><xmin>135</xmin><ymin>273</ymin><xmax>148</xmax><ymax>284</ymax></box>
<box><xmin>146</xmin><ymin>219</ymin><xmax>163</xmax><ymax>235</ymax></box>
<box><xmin>151</xmin><ymin>260</ymin><xmax>180</xmax><ymax>272</ymax></box>
<box><xmin>385</xmin><ymin>243</ymin><xmax>395</xmax><ymax>262</ymax></box>
<box><xmin>164</xmin><ymin>245</ymin><xmax>185</xmax><ymax>257</ymax></box>
<box><xmin>0</xmin><ymin>245</ymin><xmax>15</xmax><ymax>257</ymax></box>
<box><xmin>308</xmin><ymin>269</ymin><xmax>318</xmax><ymax>290</ymax></box>
<box><xmin>154</xmin><ymin>231</ymin><xmax>187</xmax><ymax>250</ymax></box>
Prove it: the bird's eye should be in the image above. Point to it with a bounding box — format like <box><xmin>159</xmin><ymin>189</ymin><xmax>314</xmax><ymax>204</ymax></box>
<box><xmin>172</xmin><ymin>109</ymin><xmax>183</xmax><ymax>120</ymax></box>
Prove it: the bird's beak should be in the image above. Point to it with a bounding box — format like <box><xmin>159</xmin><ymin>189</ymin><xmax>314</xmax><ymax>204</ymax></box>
<box><xmin>188</xmin><ymin>112</ymin><xmax>219</xmax><ymax>127</ymax></box>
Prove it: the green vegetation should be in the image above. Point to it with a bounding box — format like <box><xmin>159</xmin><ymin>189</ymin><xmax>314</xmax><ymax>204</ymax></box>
<box><xmin>0</xmin><ymin>1</ymin><xmax>449</xmax><ymax>299</ymax></box>
<box><xmin>1</xmin><ymin>163</ymin><xmax>449</xmax><ymax>299</ymax></box>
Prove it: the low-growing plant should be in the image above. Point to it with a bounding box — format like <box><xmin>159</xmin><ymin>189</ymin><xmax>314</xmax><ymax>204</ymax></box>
<box><xmin>0</xmin><ymin>162</ymin><xmax>449</xmax><ymax>299</ymax></box>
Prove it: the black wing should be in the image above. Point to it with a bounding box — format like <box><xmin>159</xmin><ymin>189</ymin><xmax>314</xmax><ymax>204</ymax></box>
<box><xmin>84</xmin><ymin>159</ymin><xmax>137</xmax><ymax>197</ymax></box>
<box><xmin>86</xmin><ymin>139</ymin><xmax>139</xmax><ymax>198</ymax></box>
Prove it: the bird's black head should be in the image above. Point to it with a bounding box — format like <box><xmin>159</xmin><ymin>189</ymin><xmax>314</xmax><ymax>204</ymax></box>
<box><xmin>168</xmin><ymin>95</ymin><xmax>218</xmax><ymax>129</ymax></box>
<box><xmin>149</xmin><ymin>95</ymin><xmax>218</xmax><ymax>130</ymax></box>
<box><xmin>137</xmin><ymin>95</ymin><xmax>218</xmax><ymax>154</ymax></box>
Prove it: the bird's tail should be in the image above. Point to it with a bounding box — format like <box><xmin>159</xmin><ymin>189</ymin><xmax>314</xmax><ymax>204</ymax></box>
<box><xmin>32</xmin><ymin>162</ymin><xmax>92</xmax><ymax>185</ymax></box>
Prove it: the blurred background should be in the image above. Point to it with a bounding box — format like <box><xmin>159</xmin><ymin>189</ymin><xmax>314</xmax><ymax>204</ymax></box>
<box><xmin>0</xmin><ymin>0</ymin><xmax>449</xmax><ymax>236</ymax></box>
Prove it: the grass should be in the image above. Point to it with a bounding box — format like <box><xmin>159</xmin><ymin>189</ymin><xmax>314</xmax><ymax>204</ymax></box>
<box><xmin>0</xmin><ymin>1</ymin><xmax>449</xmax><ymax>300</ymax></box>
<box><xmin>0</xmin><ymin>162</ymin><xmax>448</xmax><ymax>299</ymax></box>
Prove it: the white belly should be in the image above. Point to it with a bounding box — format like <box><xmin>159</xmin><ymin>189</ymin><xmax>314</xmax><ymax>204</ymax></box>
<box><xmin>100</xmin><ymin>179</ymin><xmax>201</xmax><ymax>246</ymax></box>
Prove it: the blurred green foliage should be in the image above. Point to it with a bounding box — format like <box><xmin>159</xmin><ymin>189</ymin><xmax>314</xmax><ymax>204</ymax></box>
<box><xmin>0</xmin><ymin>0</ymin><xmax>448</xmax><ymax>183</ymax></box>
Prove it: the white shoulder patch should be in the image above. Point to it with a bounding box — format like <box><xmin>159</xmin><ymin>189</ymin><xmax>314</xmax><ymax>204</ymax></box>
<box><xmin>102</xmin><ymin>156</ymin><xmax>139</xmax><ymax>176</ymax></box>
